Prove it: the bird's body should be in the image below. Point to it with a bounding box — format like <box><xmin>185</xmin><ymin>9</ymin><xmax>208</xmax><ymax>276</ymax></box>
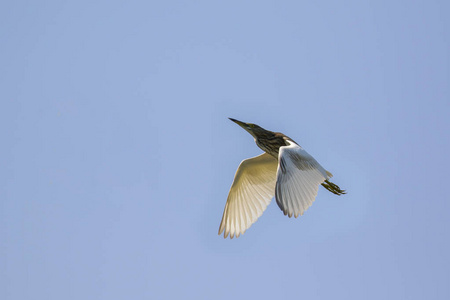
<box><xmin>219</xmin><ymin>118</ymin><xmax>345</xmax><ymax>239</ymax></box>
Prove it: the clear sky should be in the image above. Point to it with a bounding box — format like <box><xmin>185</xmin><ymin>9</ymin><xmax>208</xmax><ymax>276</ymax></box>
<box><xmin>1</xmin><ymin>1</ymin><xmax>449</xmax><ymax>299</ymax></box>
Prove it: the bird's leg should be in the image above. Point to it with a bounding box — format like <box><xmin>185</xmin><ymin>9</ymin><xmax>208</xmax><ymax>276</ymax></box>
<box><xmin>321</xmin><ymin>179</ymin><xmax>346</xmax><ymax>195</ymax></box>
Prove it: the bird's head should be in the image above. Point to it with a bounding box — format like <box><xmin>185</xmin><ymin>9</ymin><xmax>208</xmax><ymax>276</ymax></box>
<box><xmin>229</xmin><ymin>118</ymin><xmax>271</xmax><ymax>140</ymax></box>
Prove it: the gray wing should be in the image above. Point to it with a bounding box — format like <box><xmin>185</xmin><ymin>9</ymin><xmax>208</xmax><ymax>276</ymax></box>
<box><xmin>219</xmin><ymin>153</ymin><xmax>278</xmax><ymax>238</ymax></box>
<box><xmin>275</xmin><ymin>141</ymin><xmax>331</xmax><ymax>218</ymax></box>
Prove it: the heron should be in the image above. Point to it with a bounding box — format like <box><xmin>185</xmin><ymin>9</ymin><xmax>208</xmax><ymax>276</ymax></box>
<box><xmin>219</xmin><ymin>118</ymin><xmax>346</xmax><ymax>238</ymax></box>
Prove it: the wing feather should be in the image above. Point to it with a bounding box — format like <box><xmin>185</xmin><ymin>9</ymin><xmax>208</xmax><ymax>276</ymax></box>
<box><xmin>219</xmin><ymin>153</ymin><xmax>278</xmax><ymax>238</ymax></box>
<box><xmin>275</xmin><ymin>141</ymin><xmax>331</xmax><ymax>218</ymax></box>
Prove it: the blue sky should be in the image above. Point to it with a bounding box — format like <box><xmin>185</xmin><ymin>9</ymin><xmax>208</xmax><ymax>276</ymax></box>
<box><xmin>1</xmin><ymin>1</ymin><xmax>449</xmax><ymax>299</ymax></box>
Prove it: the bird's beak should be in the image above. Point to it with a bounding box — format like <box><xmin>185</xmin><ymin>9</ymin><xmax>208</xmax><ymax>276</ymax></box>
<box><xmin>229</xmin><ymin>118</ymin><xmax>256</xmax><ymax>138</ymax></box>
<box><xmin>229</xmin><ymin>117</ymin><xmax>259</xmax><ymax>139</ymax></box>
<box><xmin>229</xmin><ymin>118</ymin><xmax>247</xmax><ymax>128</ymax></box>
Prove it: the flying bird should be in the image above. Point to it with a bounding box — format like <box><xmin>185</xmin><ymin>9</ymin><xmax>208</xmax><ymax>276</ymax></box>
<box><xmin>219</xmin><ymin>118</ymin><xmax>346</xmax><ymax>239</ymax></box>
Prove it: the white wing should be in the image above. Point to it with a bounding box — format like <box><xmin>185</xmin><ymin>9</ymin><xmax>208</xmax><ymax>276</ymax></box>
<box><xmin>275</xmin><ymin>141</ymin><xmax>330</xmax><ymax>218</ymax></box>
<box><xmin>219</xmin><ymin>153</ymin><xmax>278</xmax><ymax>238</ymax></box>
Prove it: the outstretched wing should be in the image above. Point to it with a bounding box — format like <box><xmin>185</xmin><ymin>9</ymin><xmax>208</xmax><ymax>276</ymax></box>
<box><xmin>275</xmin><ymin>141</ymin><xmax>330</xmax><ymax>218</ymax></box>
<box><xmin>219</xmin><ymin>153</ymin><xmax>278</xmax><ymax>238</ymax></box>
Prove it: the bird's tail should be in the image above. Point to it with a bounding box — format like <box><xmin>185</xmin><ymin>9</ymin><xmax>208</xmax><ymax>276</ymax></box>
<box><xmin>321</xmin><ymin>179</ymin><xmax>346</xmax><ymax>195</ymax></box>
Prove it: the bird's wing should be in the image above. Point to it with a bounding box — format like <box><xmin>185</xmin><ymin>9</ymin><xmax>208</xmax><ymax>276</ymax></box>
<box><xmin>219</xmin><ymin>153</ymin><xmax>278</xmax><ymax>238</ymax></box>
<box><xmin>275</xmin><ymin>141</ymin><xmax>330</xmax><ymax>218</ymax></box>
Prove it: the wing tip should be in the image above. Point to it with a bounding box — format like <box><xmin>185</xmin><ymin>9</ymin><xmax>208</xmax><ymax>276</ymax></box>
<box><xmin>219</xmin><ymin>228</ymin><xmax>246</xmax><ymax>239</ymax></box>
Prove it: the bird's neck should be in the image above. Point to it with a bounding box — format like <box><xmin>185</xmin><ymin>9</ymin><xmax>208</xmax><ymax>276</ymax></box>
<box><xmin>255</xmin><ymin>134</ymin><xmax>290</xmax><ymax>158</ymax></box>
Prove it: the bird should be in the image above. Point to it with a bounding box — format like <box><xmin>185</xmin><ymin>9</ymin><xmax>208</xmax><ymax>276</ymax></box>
<box><xmin>219</xmin><ymin>118</ymin><xmax>346</xmax><ymax>239</ymax></box>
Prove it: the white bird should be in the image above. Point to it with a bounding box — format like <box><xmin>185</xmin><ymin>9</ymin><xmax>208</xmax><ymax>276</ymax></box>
<box><xmin>219</xmin><ymin>118</ymin><xmax>345</xmax><ymax>238</ymax></box>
